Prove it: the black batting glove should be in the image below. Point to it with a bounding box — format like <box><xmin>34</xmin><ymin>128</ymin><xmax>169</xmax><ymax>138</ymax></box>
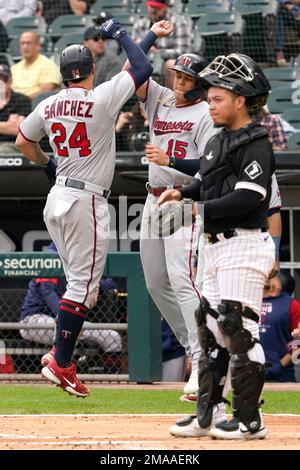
<box><xmin>99</xmin><ymin>18</ymin><xmax>127</xmax><ymax>40</ymax></box>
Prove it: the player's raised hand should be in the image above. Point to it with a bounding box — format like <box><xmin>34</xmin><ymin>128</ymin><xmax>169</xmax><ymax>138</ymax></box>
<box><xmin>99</xmin><ymin>18</ymin><xmax>126</xmax><ymax>40</ymax></box>
<box><xmin>157</xmin><ymin>189</ymin><xmax>182</xmax><ymax>206</ymax></box>
<box><xmin>151</xmin><ymin>20</ymin><xmax>174</xmax><ymax>38</ymax></box>
<box><xmin>146</xmin><ymin>143</ymin><xmax>169</xmax><ymax>165</ymax></box>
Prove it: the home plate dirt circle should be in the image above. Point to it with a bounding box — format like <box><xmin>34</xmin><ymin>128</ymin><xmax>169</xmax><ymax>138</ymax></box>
<box><xmin>0</xmin><ymin>414</ymin><xmax>299</xmax><ymax>450</ymax></box>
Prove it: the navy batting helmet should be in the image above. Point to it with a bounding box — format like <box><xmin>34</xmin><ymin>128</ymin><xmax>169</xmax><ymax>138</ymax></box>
<box><xmin>198</xmin><ymin>53</ymin><xmax>271</xmax><ymax>112</ymax></box>
<box><xmin>60</xmin><ymin>44</ymin><xmax>94</xmax><ymax>84</ymax></box>
<box><xmin>169</xmin><ymin>53</ymin><xmax>209</xmax><ymax>79</ymax></box>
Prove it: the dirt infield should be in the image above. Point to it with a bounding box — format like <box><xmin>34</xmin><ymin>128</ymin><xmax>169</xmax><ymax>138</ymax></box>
<box><xmin>0</xmin><ymin>414</ymin><xmax>299</xmax><ymax>450</ymax></box>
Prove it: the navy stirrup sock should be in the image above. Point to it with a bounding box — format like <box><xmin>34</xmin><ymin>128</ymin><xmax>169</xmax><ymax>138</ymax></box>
<box><xmin>54</xmin><ymin>298</ymin><xmax>88</xmax><ymax>368</ymax></box>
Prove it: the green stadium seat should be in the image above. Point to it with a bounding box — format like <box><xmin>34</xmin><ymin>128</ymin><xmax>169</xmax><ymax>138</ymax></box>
<box><xmin>195</xmin><ymin>11</ymin><xmax>243</xmax><ymax>36</ymax></box>
<box><xmin>90</xmin><ymin>0</ymin><xmax>133</xmax><ymax>16</ymax></box>
<box><xmin>184</xmin><ymin>0</ymin><xmax>230</xmax><ymax>18</ymax></box>
<box><xmin>264</xmin><ymin>67</ymin><xmax>300</xmax><ymax>83</ymax></box>
<box><xmin>235</xmin><ymin>0</ymin><xmax>277</xmax><ymax>16</ymax></box>
<box><xmin>32</xmin><ymin>91</ymin><xmax>57</xmax><ymax>110</ymax></box>
<box><xmin>282</xmin><ymin>108</ymin><xmax>300</xmax><ymax>129</ymax></box>
<box><xmin>287</xmin><ymin>132</ymin><xmax>300</xmax><ymax>148</ymax></box>
<box><xmin>267</xmin><ymin>87</ymin><xmax>300</xmax><ymax>114</ymax></box>
<box><xmin>194</xmin><ymin>11</ymin><xmax>244</xmax><ymax>61</ymax></box>
<box><xmin>6</xmin><ymin>16</ymin><xmax>47</xmax><ymax>38</ymax></box>
<box><xmin>52</xmin><ymin>33</ymin><xmax>85</xmax><ymax>54</ymax></box>
<box><xmin>47</xmin><ymin>15</ymin><xmax>94</xmax><ymax>38</ymax></box>
<box><xmin>110</xmin><ymin>13</ymin><xmax>136</xmax><ymax>34</ymax></box>
<box><xmin>235</xmin><ymin>0</ymin><xmax>277</xmax><ymax>65</ymax></box>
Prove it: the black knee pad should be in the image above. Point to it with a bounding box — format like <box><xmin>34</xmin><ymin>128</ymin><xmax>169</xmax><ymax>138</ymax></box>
<box><xmin>231</xmin><ymin>354</ymin><xmax>265</xmax><ymax>432</ymax></box>
<box><xmin>217</xmin><ymin>300</ymin><xmax>256</xmax><ymax>354</ymax></box>
<box><xmin>197</xmin><ymin>344</ymin><xmax>230</xmax><ymax>428</ymax></box>
<box><xmin>195</xmin><ymin>296</ymin><xmax>219</xmax><ymax>354</ymax></box>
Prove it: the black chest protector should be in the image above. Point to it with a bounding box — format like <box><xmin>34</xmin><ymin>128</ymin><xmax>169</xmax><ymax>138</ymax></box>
<box><xmin>199</xmin><ymin>123</ymin><xmax>269</xmax><ymax>202</ymax></box>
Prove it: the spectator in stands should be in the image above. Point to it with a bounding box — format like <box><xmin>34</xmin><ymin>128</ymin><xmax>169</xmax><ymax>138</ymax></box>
<box><xmin>162</xmin><ymin>317</ymin><xmax>186</xmax><ymax>382</ymax></box>
<box><xmin>260</xmin><ymin>271</ymin><xmax>300</xmax><ymax>382</ymax></box>
<box><xmin>83</xmin><ymin>26</ymin><xmax>122</xmax><ymax>86</ymax></box>
<box><xmin>276</xmin><ymin>0</ymin><xmax>300</xmax><ymax>66</ymax></box>
<box><xmin>0</xmin><ymin>21</ymin><xmax>9</xmax><ymax>52</ymax></box>
<box><xmin>36</xmin><ymin>0</ymin><xmax>90</xmax><ymax>25</ymax></box>
<box><xmin>0</xmin><ymin>64</ymin><xmax>31</xmax><ymax>155</ymax></box>
<box><xmin>0</xmin><ymin>1</ymin><xmax>37</xmax><ymax>25</ymax></box>
<box><xmin>11</xmin><ymin>31</ymin><xmax>61</xmax><ymax>100</ymax></box>
<box><xmin>132</xmin><ymin>0</ymin><xmax>192</xmax><ymax>89</ymax></box>
<box><xmin>115</xmin><ymin>100</ymin><xmax>149</xmax><ymax>152</ymax></box>
<box><xmin>19</xmin><ymin>243</ymin><xmax>122</xmax><ymax>356</ymax></box>
<box><xmin>93</xmin><ymin>11</ymin><xmax>120</xmax><ymax>56</ymax></box>
<box><xmin>254</xmin><ymin>106</ymin><xmax>288</xmax><ymax>150</ymax></box>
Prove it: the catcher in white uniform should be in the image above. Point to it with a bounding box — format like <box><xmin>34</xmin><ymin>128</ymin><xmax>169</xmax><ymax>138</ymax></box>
<box><xmin>15</xmin><ymin>18</ymin><xmax>153</xmax><ymax>397</ymax></box>
<box><xmin>158</xmin><ymin>53</ymin><xmax>277</xmax><ymax>440</ymax></box>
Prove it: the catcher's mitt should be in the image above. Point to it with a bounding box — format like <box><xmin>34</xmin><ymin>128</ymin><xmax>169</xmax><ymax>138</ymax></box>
<box><xmin>150</xmin><ymin>199</ymin><xmax>194</xmax><ymax>238</ymax></box>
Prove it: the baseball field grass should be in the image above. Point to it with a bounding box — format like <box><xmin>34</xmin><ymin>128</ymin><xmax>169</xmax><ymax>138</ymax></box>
<box><xmin>0</xmin><ymin>385</ymin><xmax>299</xmax><ymax>415</ymax></box>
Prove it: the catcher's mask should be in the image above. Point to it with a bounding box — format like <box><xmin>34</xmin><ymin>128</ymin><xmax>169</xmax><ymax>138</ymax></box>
<box><xmin>198</xmin><ymin>53</ymin><xmax>271</xmax><ymax>113</ymax></box>
<box><xmin>60</xmin><ymin>44</ymin><xmax>94</xmax><ymax>86</ymax></box>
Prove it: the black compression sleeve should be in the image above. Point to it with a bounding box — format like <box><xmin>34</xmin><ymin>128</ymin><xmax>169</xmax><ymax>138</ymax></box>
<box><xmin>179</xmin><ymin>179</ymin><xmax>201</xmax><ymax>200</ymax></box>
<box><xmin>204</xmin><ymin>189</ymin><xmax>262</xmax><ymax>218</ymax></box>
<box><xmin>169</xmin><ymin>158</ymin><xmax>200</xmax><ymax>176</ymax></box>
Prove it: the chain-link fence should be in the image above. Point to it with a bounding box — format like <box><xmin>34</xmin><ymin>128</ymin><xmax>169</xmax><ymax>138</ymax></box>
<box><xmin>0</xmin><ymin>275</ymin><xmax>128</xmax><ymax>379</ymax></box>
<box><xmin>0</xmin><ymin>252</ymin><xmax>163</xmax><ymax>383</ymax></box>
<box><xmin>0</xmin><ymin>251</ymin><xmax>129</xmax><ymax>380</ymax></box>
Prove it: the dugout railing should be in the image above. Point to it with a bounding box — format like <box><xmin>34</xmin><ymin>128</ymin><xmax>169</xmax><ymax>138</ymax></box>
<box><xmin>0</xmin><ymin>252</ymin><xmax>162</xmax><ymax>383</ymax></box>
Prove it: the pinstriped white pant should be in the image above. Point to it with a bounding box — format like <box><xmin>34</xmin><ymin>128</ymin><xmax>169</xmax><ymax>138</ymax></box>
<box><xmin>201</xmin><ymin>229</ymin><xmax>275</xmax><ymax>364</ymax></box>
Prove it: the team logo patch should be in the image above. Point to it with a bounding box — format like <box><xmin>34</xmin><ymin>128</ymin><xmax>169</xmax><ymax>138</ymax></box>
<box><xmin>245</xmin><ymin>161</ymin><xmax>263</xmax><ymax>180</ymax></box>
<box><xmin>204</xmin><ymin>150</ymin><xmax>214</xmax><ymax>160</ymax></box>
<box><xmin>179</xmin><ymin>57</ymin><xmax>192</xmax><ymax>67</ymax></box>
<box><xmin>72</xmin><ymin>68</ymin><xmax>80</xmax><ymax>79</ymax></box>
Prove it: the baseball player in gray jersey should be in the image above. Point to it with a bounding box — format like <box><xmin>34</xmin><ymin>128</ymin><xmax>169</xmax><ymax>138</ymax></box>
<box><xmin>124</xmin><ymin>27</ymin><xmax>217</xmax><ymax>398</ymax></box>
<box><xmin>15</xmin><ymin>18</ymin><xmax>153</xmax><ymax>397</ymax></box>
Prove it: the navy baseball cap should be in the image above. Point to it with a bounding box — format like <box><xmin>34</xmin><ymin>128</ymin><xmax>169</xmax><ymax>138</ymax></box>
<box><xmin>84</xmin><ymin>26</ymin><xmax>104</xmax><ymax>41</ymax></box>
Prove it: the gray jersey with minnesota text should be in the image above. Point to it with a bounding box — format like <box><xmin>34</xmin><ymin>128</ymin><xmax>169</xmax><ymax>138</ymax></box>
<box><xmin>142</xmin><ymin>79</ymin><xmax>217</xmax><ymax>187</ymax></box>
<box><xmin>20</xmin><ymin>71</ymin><xmax>135</xmax><ymax>190</ymax></box>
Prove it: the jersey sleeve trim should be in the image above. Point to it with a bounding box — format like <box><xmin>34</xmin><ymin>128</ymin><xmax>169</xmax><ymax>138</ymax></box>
<box><xmin>267</xmin><ymin>206</ymin><xmax>281</xmax><ymax>217</ymax></box>
<box><xmin>235</xmin><ymin>181</ymin><xmax>267</xmax><ymax>200</ymax></box>
<box><xmin>19</xmin><ymin>127</ymin><xmax>37</xmax><ymax>144</ymax></box>
<box><xmin>126</xmin><ymin>69</ymin><xmax>137</xmax><ymax>90</ymax></box>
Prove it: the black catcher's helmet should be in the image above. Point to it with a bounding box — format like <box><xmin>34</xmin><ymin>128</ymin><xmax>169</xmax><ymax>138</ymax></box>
<box><xmin>60</xmin><ymin>44</ymin><xmax>94</xmax><ymax>85</ymax></box>
<box><xmin>169</xmin><ymin>53</ymin><xmax>209</xmax><ymax>79</ymax></box>
<box><xmin>198</xmin><ymin>53</ymin><xmax>271</xmax><ymax>112</ymax></box>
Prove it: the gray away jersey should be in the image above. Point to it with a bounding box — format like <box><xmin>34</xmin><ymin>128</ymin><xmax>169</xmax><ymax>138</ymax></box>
<box><xmin>20</xmin><ymin>71</ymin><xmax>135</xmax><ymax>190</ymax></box>
<box><xmin>142</xmin><ymin>79</ymin><xmax>217</xmax><ymax>187</ymax></box>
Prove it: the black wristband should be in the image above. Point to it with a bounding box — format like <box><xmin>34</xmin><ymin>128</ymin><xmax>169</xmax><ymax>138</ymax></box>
<box><xmin>169</xmin><ymin>156</ymin><xmax>175</xmax><ymax>167</ymax></box>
